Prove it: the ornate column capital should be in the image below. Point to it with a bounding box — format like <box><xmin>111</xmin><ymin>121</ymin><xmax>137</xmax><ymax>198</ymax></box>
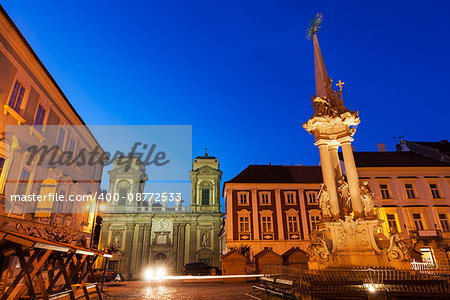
<box><xmin>338</xmin><ymin>136</ymin><xmax>354</xmax><ymax>145</ymax></box>
<box><xmin>314</xmin><ymin>139</ymin><xmax>332</xmax><ymax>147</ymax></box>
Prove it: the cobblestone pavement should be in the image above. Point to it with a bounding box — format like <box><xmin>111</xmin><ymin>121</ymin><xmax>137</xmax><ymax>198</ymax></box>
<box><xmin>101</xmin><ymin>281</ymin><xmax>254</xmax><ymax>300</ymax></box>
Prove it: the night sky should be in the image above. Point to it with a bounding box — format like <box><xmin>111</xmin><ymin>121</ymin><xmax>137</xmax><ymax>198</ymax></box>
<box><xmin>2</xmin><ymin>1</ymin><xmax>449</xmax><ymax>203</ymax></box>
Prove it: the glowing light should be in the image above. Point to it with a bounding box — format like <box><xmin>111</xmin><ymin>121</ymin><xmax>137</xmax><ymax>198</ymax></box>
<box><xmin>156</xmin><ymin>267</ymin><xmax>167</xmax><ymax>277</ymax></box>
<box><xmin>85</xmin><ymin>204</ymin><xmax>90</xmax><ymax>211</ymax></box>
<box><xmin>99</xmin><ymin>204</ymin><xmax>106</xmax><ymax>211</ymax></box>
<box><xmin>144</xmin><ymin>268</ymin><xmax>154</xmax><ymax>280</ymax></box>
<box><xmin>143</xmin><ymin>267</ymin><xmax>167</xmax><ymax>280</ymax></box>
<box><xmin>366</xmin><ymin>284</ymin><xmax>376</xmax><ymax>293</ymax></box>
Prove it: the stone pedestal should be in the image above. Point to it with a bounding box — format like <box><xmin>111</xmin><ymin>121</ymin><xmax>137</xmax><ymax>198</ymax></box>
<box><xmin>308</xmin><ymin>217</ymin><xmax>411</xmax><ymax>270</ymax></box>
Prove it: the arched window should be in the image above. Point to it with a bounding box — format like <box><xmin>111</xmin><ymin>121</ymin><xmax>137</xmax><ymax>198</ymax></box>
<box><xmin>199</xmin><ymin>181</ymin><xmax>212</xmax><ymax>206</ymax></box>
<box><xmin>117</xmin><ymin>180</ymin><xmax>130</xmax><ymax>205</ymax></box>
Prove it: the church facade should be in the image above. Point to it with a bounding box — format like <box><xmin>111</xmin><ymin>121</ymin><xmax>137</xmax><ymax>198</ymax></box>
<box><xmin>98</xmin><ymin>153</ymin><xmax>223</xmax><ymax>279</ymax></box>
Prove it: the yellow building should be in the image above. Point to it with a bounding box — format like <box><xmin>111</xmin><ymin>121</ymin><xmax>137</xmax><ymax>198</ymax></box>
<box><xmin>0</xmin><ymin>4</ymin><xmax>104</xmax><ymax>244</ymax></box>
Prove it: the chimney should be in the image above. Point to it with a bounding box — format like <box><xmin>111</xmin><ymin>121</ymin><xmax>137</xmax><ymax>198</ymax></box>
<box><xmin>377</xmin><ymin>143</ymin><xmax>386</xmax><ymax>152</ymax></box>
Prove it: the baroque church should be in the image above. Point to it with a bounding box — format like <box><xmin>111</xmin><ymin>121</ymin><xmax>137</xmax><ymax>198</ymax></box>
<box><xmin>98</xmin><ymin>153</ymin><xmax>223</xmax><ymax>279</ymax></box>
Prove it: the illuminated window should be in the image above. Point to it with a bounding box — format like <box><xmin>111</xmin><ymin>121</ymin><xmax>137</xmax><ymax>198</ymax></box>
<box><xmin>56</xmin><ymin>127</ymin><xmax>66</xmax><ymax>150</ymax></box>
<box><xmin>420</xmin><ymin>247</ymin><xmax>436</xmax><ymax>265</ymax></box>
<box><xmin>260</xmin><ymin>192</ymin><xmax>271</xmax><ymax>205</ymax></box>
<box><xmin>429</xmin><ymin>184</ymin><xmax>441</xmax><ymax>199</ymax></box>
<box><xmin>380</xmin><ymin>184</ymin><xmax>391</xmax><ymax>199</ymax></box>
<box><xmin>306</xmin><ymin>191</ymin><xmax>317</xmax><ymax>204</ymax></box>
<box><xmin>16</xmin><ymin>169</ymin><xmax>31</xmax><ymax>195</ymax></box>
<box><xmin>239</xmin><ymin>216</ymin><xmax>250</xmax><ymax>233</ymax></box>
<box><xmin>261</xmin><ymin>216</ymin><xmax>273</xmax><ymax>233</ymax></box>
<box><xmin>405</xmin><ymin>184</ymin><xmax>416</xmax><ymax>199</ymax></box>
<box><xmin>33</xmin><ymin>105</ymin><xmax>46</xmax><ymax>131</ymax></box>
<box><xmin>287</xmin><ymin>215</ymin><xmax>299</xmax><ymax>233</ymax></box>
<box><xmin>412</xmin><ymin>213</ymin><xmax>424</xmax><ymax>230</ymax></box>
<box><xmin>310</xmin><ymin>215</ymin><xmax>320</xmax><ymax>230</ymax></box>
<box><xmin>439</xmin><ymin>214</ymin><xmax>450</xmax><ymax>232</ymax></box>
<box><xmin>238</xmin><ymin>192</ymin><xmax>249</xmax><ymax>205</ymax></box>
<box><xmin>386</xmin><ymin>214</ymin><xmax>397</xmax><ymax>231</ymax></box>
<box><xmin>8</xmin><ymin>81</ymin><xmax>26</xmax><ymax>112</ymax></box>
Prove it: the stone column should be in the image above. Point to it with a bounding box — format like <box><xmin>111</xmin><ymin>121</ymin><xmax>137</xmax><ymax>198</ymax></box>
<box><xmin>328</xmin><ymin>144</ymin><xmax>342</xmax><ymax>177</ymax></box>
<box><xmin>316</xmin><ymin>141</ymin><xmax>340</xmax><ymax>218</ymax></box>
<box><xmin>189</xmin><ymin>222</ymin><xmax>198</xmax><ymax>262</ymax></box>
<box><xmin>172</xmin><ymin>223</ymin><xmax>179</xmax><ymax>270</ymax></box>
<box><xmin>178</xmin><ymin>223</ymin><xmax>186</xmax><ymax>270</ymax></box>
<box><xmin>130</xmin><ymin>224</ymin><xmax>140</xmax><ymax>277</ymax></box>
<box><xmin>123</xmin><ymin>223</ymin><xmax>135</xmax><ymax>279</ymax></box>
<box><xmin>340</xmin><ymin>140</ymin><xmax>363</xmax><ymax>216</ymax></box>
<box><xmin>142</xmin><ymin>224</ymin><xmax>151</xmax><ymax>267</ymax></box>
<box><xmin>136</xmin><ymin>225</ymin><xmax>144</xmax><ymax>272</ymax></box>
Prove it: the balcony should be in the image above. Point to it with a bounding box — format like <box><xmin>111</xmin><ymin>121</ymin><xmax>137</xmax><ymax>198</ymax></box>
<box><xmin>409</xmin><ymin>229</ymin><xmax>443</xmax><ymax>240</ymax></box>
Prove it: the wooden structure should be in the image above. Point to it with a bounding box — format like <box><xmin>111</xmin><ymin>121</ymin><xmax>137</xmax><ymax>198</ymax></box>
<box><xmin>0</xmin><ymin>229</ymin><xmax>111</xmax><ymax>300</ymax></box>
<box><xmin>221</xmin><ymin>250</ymin><xmax>247</xmax><ymax>275</ymax></box>
<box><xmin>281</xmin><ymin>247</ymin><xmax>308</xmax><ymax>268</ymax></box>
<box><xmin>254</xmin><ymin>249</ymin><xmax>281</xmax><ymax>274</ymax></box>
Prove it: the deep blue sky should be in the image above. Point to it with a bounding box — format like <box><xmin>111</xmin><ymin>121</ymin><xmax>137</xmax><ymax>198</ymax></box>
<box><xmin>2</xmin><ymin>1</ymin><xmax>449</xmax><ymax>202</ymax></box>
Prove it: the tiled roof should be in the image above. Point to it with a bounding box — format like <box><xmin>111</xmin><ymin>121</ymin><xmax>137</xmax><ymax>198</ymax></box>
<box><xmin>346</xmin><ymin>151</ymin><xmax>450</xmax><ymax>167</ymax></box>
<box><xmin>225</xmin><ymin>165</ymin><xmax>323</xmax><ymax>184</ymax></box>
<box><xmin>411</xmin><ymin>141</ymin><xmax>450</xmax><ymax>156</ymax></box>
<box><xmin>226</xmin><ymin>152</ymin><xmax>449</xmax><ymax>184</ymax></box>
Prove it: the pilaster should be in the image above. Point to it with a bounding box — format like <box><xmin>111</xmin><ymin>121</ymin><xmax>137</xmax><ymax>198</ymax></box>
<box><xmin>251</xmin><ymin>189</ymin><xmax>260</xmax><ymax>240</ymax></box>
<box><xmin>274</xmin><ymin>189</ymin><xmax>285</xmax><ymax>240</ymax></box>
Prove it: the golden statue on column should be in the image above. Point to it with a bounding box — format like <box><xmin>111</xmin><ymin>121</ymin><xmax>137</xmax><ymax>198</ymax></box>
<box><xmin>303</xmin><ymin>14</ymin><xmax>411</xmax><ymax>269</ymax></box>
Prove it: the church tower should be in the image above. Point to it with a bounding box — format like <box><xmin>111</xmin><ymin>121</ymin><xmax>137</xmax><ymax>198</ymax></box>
<box><xmin>107</xmin><ymin>156</ymin><xmax>148</xmax><ymax>209</ymax></box>
<box><xmin>189</xmin><ymin>150</ymin><xmax>222</xmax><ymax>213</ymax></box>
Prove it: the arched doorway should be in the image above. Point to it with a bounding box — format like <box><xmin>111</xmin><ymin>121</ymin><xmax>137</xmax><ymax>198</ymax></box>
<box><xmin>154</xmin><ymin>253</ymin><xmax>168</xmax><ymax>267</ymax></box>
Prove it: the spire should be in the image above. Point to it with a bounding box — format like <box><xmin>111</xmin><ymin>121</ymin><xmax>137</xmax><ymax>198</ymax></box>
<box><xmin>307</xmin><ymin>13</ymin><xmax>334</xmax><ymax>100</ymax></box>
